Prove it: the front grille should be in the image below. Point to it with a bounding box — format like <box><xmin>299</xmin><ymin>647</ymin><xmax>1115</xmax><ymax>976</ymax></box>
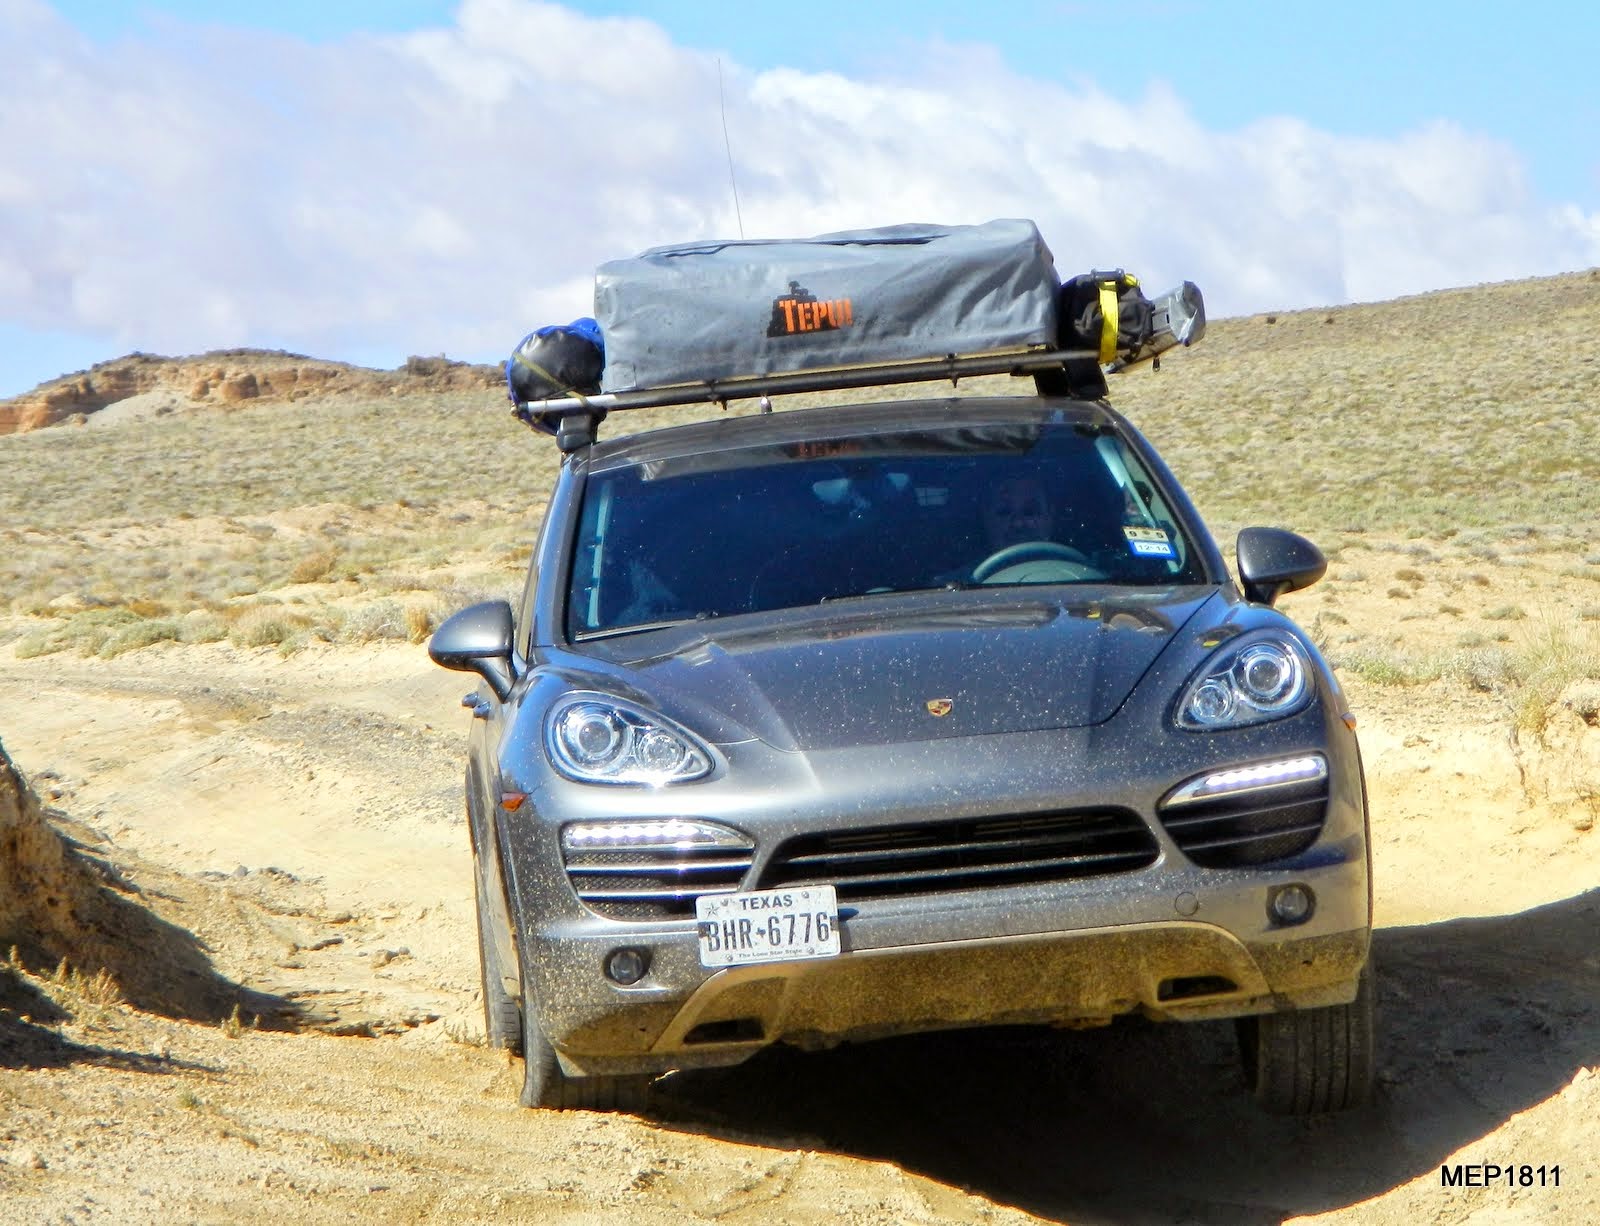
<box><xmin>1158</xmin><ymin>779</ymin><xmax>1329</xmax><ymax>868</ymax></box>
<box><xmin>760</xmin><ymin>809</ymin><xmax>1160</xmax><ymax>899</ymax></box>
<box><xmin>562</xmin><ymin>846</ymin><xmax>754</xmax><ymax>920</ymax></box>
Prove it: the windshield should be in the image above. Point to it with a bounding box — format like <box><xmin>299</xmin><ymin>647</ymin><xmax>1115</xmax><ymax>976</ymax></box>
<box><xmin>567</xmin><ymin>421</ymin><xmax>1208</xmax><ymax>638</ymax></box>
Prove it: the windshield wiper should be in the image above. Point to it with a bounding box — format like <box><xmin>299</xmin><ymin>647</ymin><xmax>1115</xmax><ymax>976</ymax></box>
<box><xmin>575</xmin><ymin>612</ymin><xmax>716</xmax><ymax>641</ymax></box>
<box><xmin>817</xmin><ymin>581</ymin><xmax>971</xmax><ymax>604</ymax></box>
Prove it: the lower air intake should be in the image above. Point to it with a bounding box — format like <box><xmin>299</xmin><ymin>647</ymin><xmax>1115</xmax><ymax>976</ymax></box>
<box><xmin>1158</xmin><ymin>779</ymin><xmax>1328</xmax><ymax>868</ymax></box>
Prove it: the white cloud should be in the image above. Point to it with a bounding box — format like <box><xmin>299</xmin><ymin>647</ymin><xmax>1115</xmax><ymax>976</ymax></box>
<box><xmin>1</xmin><ymin>0</ymin><xmax>1597</xmax><ymax>380</ymax></box>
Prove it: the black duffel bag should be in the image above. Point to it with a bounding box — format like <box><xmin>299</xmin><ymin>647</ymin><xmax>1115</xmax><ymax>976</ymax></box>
<box><xmin>505</xmin><ymin>318</ymin><xmax>605</xmax><ymax>422</ymax></box>
<box><xmin>1059</xmin><ymin>270</ymin><xmax>1155</xmax><ymax>363</ymax></box>
<box><xmin>1039</xmin><ymin>271</ymin><xmax>1204</xmax><ymax>398</ymax></box>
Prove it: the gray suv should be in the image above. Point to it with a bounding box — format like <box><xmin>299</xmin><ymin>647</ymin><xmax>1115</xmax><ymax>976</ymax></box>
<box><xmin>431</xmin><ymin>395</ymin><xmax>1374</xmax><ymax>1115</ymax></box>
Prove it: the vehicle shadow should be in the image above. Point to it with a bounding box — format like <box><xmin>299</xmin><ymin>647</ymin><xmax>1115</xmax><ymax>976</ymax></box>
<box><xmin>649</xmin><ymin>888</ymin><xmax>1600</xmax><ymax>1224</ymax></box>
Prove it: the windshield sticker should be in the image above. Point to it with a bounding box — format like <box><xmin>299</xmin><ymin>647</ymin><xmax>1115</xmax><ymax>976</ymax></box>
<box><xmin>784</xmin><ymin>439</ymin><xmax>864</xmax><ymax>460</ymax></box>
<box><xmin>1123</xmin><ymin>525</ymin><xmax>1176</xmax><ymax>558</ymax></box>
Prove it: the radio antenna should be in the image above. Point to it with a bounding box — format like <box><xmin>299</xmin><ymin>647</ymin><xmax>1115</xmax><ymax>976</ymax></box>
<box><xmin>717</xmin><ymin>58</ymin><xmax>746</xmax><ymax>239</ymax></box>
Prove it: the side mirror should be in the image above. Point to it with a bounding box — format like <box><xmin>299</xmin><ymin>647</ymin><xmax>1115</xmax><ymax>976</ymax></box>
<box><xmin>429</xmin><ymin>600</ymin><xmax>516</xmax><ymax>701</ymax></box>
<box><xmin>1236</xmin><ymin>527</ymin><xmax>1326</xmax><ymax>607</ymax></box>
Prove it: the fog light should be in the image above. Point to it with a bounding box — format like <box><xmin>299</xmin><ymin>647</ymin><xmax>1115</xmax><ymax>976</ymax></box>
<box><xmin>1269</xmin><ymin>884</ymin><xmax>1315</xmax><ymax>926</ymax></box>
<box><xmin>605</xmin><ymin>947</ymin><xmax>650</xmax><ymax>985</ymax></box>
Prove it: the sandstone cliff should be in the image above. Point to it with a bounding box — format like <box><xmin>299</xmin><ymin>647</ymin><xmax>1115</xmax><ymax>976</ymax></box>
<box><xmin>0</xmin><ymin>349</ymin><xmax>501</xmax><ymax>434</ymax></box>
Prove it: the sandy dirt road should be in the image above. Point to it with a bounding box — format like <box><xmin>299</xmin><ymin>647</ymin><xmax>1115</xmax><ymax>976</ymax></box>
<box><xmin>1</xmin><ymin>638</ymin><xmax>1597</xmax><ymax>1225</ymax></box>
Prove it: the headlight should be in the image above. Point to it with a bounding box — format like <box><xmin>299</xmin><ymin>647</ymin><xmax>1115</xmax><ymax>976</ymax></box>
<box><xmin>1176</xmin><ymin>632</ymin><xmax>1313</xmax><ymax>730</ymax></box>
<box><xmin>545</xmin><ymin>695</ymin><xmax>713</xmax><ymax>785</ymax></box>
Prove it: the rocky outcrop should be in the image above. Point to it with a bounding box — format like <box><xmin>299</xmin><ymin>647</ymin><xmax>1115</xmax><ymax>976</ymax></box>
<box><xmin>0</xmin><ymin>349</ymin><xmax>501</xmax><ymax>434</ymax></box>
<box><xmin>0</xmin><ymin>739</ymin><xmax>103</xmax><ymax>967</ymax></box>
<box><xmin>0</xmin><ymin>738</ymin><xmax>290</xmax><ymax>1023</ymax></box>
<box><xmin>1515</xmin><ymin>681</ymin><xmax>1600</xmax><ymax>832</ymax></box>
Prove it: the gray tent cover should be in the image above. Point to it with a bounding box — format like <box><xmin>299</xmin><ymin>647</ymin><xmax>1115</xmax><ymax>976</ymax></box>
<box><xmin>594</xmin><ymin>220</ymin><xmax>1060</xmax><ymax>393</ymax></box>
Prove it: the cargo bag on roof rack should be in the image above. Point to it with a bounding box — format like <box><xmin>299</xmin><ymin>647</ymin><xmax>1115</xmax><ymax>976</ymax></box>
<box><xmin>1058</xmin><ymin>272</ymin><xmax>1206</xmax><ymax>372</ymax></box>
<box><xmin>505</xmin><ymin>319</ymin><xmax>605</xmax><ymax>403</ymax></box>
<box><xmin>593</xmin><ymin>219</ymin><xmax>1060</xmax><ymax>393</ymax></box>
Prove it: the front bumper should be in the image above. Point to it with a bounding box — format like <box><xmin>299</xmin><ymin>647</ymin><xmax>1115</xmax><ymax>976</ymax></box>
<box><xmin>522</xmin><ymin>841</ymin><xmax>1370</xmax><ymax>1077</ymax></box>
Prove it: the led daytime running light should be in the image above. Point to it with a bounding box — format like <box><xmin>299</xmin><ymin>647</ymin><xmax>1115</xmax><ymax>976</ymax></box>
<box><xmin>561</xmin><ymin>819</ymin><xmax>751</xmax><ymax>852</ymax></box>
<box><xmin>1166</xmin><ymin>754</ymin><xmax>1328</xmax><ymax>807</ymax></box>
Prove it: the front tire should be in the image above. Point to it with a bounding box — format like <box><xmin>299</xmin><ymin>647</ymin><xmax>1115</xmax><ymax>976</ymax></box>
<box><xmin>472</xmin><ymin>865</ymin><xmax>523</xmax><ymax>1054</ymax></box>
<box><xmin>1238</xmin><ymin>959</ymin><xmax>1376</xmax><ymax>1114</ymax></box>
<box><xmin>518</xmin><ymin>996</ymin><xmax>652</xmax><ymax>1112</ymax></box>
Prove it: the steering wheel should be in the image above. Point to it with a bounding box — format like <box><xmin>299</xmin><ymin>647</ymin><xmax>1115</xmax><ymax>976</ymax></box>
<box><xmin>971</xmin><ymin>540</ymin><xmax>1099</xmax><ymax>584</ymax></box>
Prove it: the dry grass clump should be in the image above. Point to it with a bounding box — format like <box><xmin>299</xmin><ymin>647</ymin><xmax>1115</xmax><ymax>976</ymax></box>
<box><xmin>98</xmin><ymin>616</ymin><xmax>185</xmax><ymax>657</ymax></box>
<box><xmin>1333</xmin><ymin>613</ymin><xmax>1600</xmax><ymax>731</ymax></box>
<box><xmin>230</xmin><ymin>606</ymin><xmax>314</xmax><ymax>650</ymax></box>
<box><xmin>1332</xmin><ymin>646</ymin><xmax>1448</xmax><ymax>687</ymax></box>
<box><xmin>14</xmin><ymin>607</ymin><xmax>150</xmax><ymax>659</ymax></box>
<box><xmin>6</xmin><ymin>575</ymin><xmax>512</xmax><ymax>660</ymax></box>
<box><xmin>0</xmin><ymin>947</ymin><xmax>127</xmax><ymax>1031</ymax></box>
<box><xmin>1508</xmin><ymin>618</ymin><xmax>1600</xmax><ymax>732</ymax></box>
<box><xmin>337</xmin><ymin>600</ymin><xmax>408</xmax><ymax>643</ymax></box>
<box><xmin>288</xmin><ymin>548</ymin><xmax>339</xmax><ymax>584</ymax></box>
<box><xmin>334</xmin><ymin>597</ymin><xmax>445</xmax><ymax>645</ymax></box>
<box><xmin>180</xmin><ymin>610</ymin><xmax>230</xmax><ymax>643</ymax></box>
<box><xmin>47</xmin><ymin>957</ymin><xmax>125</xmax><ymax>1027</ymax></box>
<box><xmin>405</xmin><ymin>602</ymin><xmax>438</xmax><ymax>643</ymax></box>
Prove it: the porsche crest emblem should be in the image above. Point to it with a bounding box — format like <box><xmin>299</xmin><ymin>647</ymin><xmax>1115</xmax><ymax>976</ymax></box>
<box><xmin>925</xmin><ymin>698</ymin><xmax>954</xmax><ymax>718</ymax></box>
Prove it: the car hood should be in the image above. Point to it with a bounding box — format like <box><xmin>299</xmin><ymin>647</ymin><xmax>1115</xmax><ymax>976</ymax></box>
<box><xmin>572</xmin><ymin>588</ymin><xmax>1216</xmax><ymax>752</ymax></box>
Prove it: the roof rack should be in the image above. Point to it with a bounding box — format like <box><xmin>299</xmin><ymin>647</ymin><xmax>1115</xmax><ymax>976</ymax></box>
<box><xmin>513</xmin><ymin>346</ymin><xmax>1106</xmax><ymax>452</ymax></box>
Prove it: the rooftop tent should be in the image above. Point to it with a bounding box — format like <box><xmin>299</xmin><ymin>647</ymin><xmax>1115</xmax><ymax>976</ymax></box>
<box><xmin>594</xmin><ymin>219</ymin><xmax>1061</xmax><ymax>393</ymax></box>
<box><xmin>508</xmin><ymin>220</ymin><xmax>1205</xmax><ymax>448</ymax></box>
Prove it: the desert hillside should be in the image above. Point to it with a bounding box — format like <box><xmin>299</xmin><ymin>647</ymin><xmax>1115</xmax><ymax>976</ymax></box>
<box><xmin>1</xmin><ymin>270</ymin><xmax>1598</xmax><ymax>1224</ymax></box>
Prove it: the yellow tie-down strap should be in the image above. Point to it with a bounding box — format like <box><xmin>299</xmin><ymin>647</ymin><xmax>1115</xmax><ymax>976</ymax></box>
<box><xmin>1097</xmin><ymin>279</ymin><xmax>1120</xmax><ymax>364</ymax></box>
<box><xmin>513</xmin><ymin>352</ymin><xmax>589</xmax><ymax>403</ymax></box>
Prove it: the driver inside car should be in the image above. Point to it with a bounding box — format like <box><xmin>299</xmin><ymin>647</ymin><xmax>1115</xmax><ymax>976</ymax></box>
<box><xmin>982</xmin><ymin>475</ymin><xmax>1055</xmax><ymax>551</ymax></box>
<box><xmin>955</xmin><ymin>472</ymin><xmax>1120</xmax><ymax>586</ymax></box>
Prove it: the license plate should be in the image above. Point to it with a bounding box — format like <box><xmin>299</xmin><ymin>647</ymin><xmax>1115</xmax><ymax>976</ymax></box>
<box><xmin>695</xmin><ymin>885</ymin><xmax>841</xmax><ymax>968</ymax></box>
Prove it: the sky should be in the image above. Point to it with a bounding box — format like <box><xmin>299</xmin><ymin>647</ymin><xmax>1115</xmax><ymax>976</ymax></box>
<box><xmin>2</xmin><ymin>0</ymin><xmax>1597</xmax><ymax>399</ymax></box>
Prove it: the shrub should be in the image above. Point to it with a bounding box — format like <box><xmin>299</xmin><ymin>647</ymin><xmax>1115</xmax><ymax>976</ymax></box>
<box><xmin>179</xmin><ymin>611</ymin><xmax>229</xmax><ymax>643</ymax></box>
<box><xmin>404</xmin><ymin>602</ymin><xmax>437</xmax><ymax>644</ymax></box>
<box><xmin>13</xmin><ymin>607</ymin><xmax>143</xmax><ymax>658</ymax></box>
<box><xmin>1331</xmin><ymin>647</ymin><xmax>1444</xmax><ymax>687</ymax></box>
<box><xmin>339</xmin><ymin>599</ymin><xmax>408</xmax><ymax>643</ymax></box>
<box><xmin>99</xmin><ymin>618</ymin><xmax>183</xmax><ymax>658</ymax></box>
<box><xmin>1442</xmin><ymin>647</ymin><xmax>1517</xmax><ymax>693</ymax></box>
<box><xmin>289</xmin><ymin>549</ymin><xmax>338</xmax><ymax>585</ymax></box>
<box><xmin>1509</xmin><ymin>620</ymin><xmax>1600</xmax><ymax>732</ymax></box>
<box><xmin>230</xmin><ymin>607</ymin><xmax>308</xmax><ymax>648</ymax></box>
